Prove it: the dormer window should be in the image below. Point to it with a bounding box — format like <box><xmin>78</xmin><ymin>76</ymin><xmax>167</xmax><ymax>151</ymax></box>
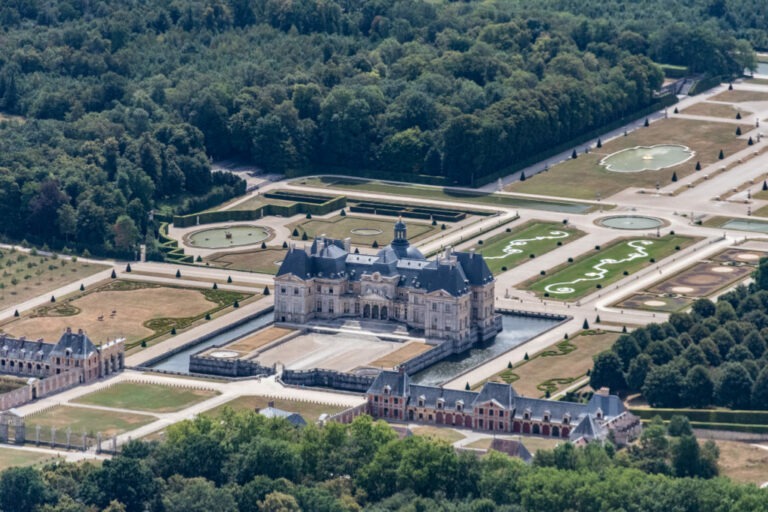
<box><xmin>596</xmin><ymin>408</ymin><xmax>603</xmax><ymax>420</ymax></box>
<box><xmin>523</xmin><ymin>408</ymin><xmax>531</xmax><ymax>420</ymax></box>
<box><xmin>418</xmin><ymin>395</ymin><xmax>425</xmax><ymax>407</ymax></box>
<box><xmin>437</xmin><ymin>398</ymin><xmax>444</xmax><ymax>409</ymax></box>
<box><xmin>383</xmin><ymin>385</ymin><xmax>391</xmax><ymax>395</ymax></box>
<box><xmin>563</xmin><ymin>414</ymin><xmax>570</xmax><ymax>425</ymax></box>
<box><xmin>456</xmin><ymin>401</ymin><xmax>463</xmax><ymax>411</ymax></box>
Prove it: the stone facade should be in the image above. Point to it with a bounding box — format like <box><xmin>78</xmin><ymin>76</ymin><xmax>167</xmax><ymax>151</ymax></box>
<box><xmin>0</xmin><ymin>328</ymin><xmax>124</xmax><ymax>385</ymax></box>
<box><xmin>366</xmin><ymin>370</ymin><xmax>642</xmax><ymax>445</ymax></box>
<box><xmin>274</xmin><ymin>221</ymin><xmax>502</xmax><ymax>350</ymax></box>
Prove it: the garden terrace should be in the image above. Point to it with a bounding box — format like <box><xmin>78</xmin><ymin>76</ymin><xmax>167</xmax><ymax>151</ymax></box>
<box><xmin>524</xmin><ymin>235</ymin><xmax>697</xmax><ymax>300</ymax></box>
<box><xmin>0</xmin><ymin>280</ymin><xmax>253</xmax><ymax>348</ymax></box>
<box><xmin>262</xmin><ymin>191</ymin><xmax>330</xmax><ymax>204</ymax></box>
<box><xmin>474</xmin><ymin>221</ymin><xmax>585</xmax><ymax>275</ymax></box>
<box><xmin>205</xmin><ymin>248</ymin><xmax>287</xmax><ymax>275</ymax></box>
<box><xmin>484</xmin><ymin>331</ymin><xmax>619</xmax><ymax>397</ymax></box>
<box><xmin>205</xmin><ymin>396</ymin><xmax>348</xmax><ymax>423</ymax></box>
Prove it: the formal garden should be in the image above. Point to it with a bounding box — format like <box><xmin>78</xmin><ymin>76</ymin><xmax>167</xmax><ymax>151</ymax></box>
<box><xmin>615</xmin><ymin>249</ymin><xmax>760</xmax><ymax>312</ymax></box>
<box><xmin>0</xmin><ymin>249</ymin><xmax>108</xmax><ymax>310</ymax></box>
<box><xmin>74</xmin><ymin>382</ymin><xmax>219</xmax><ymax>413</ymax></box>
<box><xmin>292</xmin><ymin>176</ymin><xmax>596</xmax><ymax>214</ymax></box>
<box><xmin>288</xmin><ymin>214</ymin><xmax>437</xmax><ymax>247</ymax></box>
<box><xmin>0</xmin><ymin>280</ymin><xmax>253</xmax><ymax>349</ymax></box>
<box><xmin>483</xmin><ymin>330</ymin><xmax>619</xmax><ymax>397</ymax></box>
<box><xmin>525</xmin><ymin>235</ymin><xmax>695</xmax><ymax>300</ymax></box>
<box><xmin>475</xmin><ymin>221</ymin><xmax>585</xmax><ymax>275</ymax></box>
<box><xmin>205</xmin><ymin>247</ymin><xmax>288</xmax><ymax>275</ymax></box>
<box><xmin>509</xmin><ymin>117</ymin><xmax>752</xmax><ymax>199</ymax></box>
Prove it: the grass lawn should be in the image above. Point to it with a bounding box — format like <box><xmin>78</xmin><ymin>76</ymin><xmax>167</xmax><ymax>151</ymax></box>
<box><xmin>714</xmin><ymin>440</ymin><xmax>768</xmax><ymax>485</ymax></box>
<box><xmin>74</xmin><ymin>382</ymin><xmax>219</xmax><ymax>413</ymax></box>
<box><xmin>476</xmin><ymin>222</ymin><xmax>585</xmax><ymax>275</ymax></box>
<box><xmin>710</xmin><ymin>90</ymin><xmax>768</xmax><ymax>103</ymax></box>
<box><xmin>411</xmin><ymin>426</ymin><xmax>465</xmax><ymax>445</ymax></box>
<box><xmin>681</xmin><ymin>102</ymin><xmax>744</xmax><ymax>119</ymax></box>
<box><xmin>0</xmin><ymin>250</ymin><xmax>108</xmax><ymax>311</ymax></box>
<box><xmin>465</xmin><ymin>438</ymin><xmax>493</xmax><ymax>450</ymax></box>
<box><xmin>368</xmin><ymin>342</ymin><xmax>432</xmax><ymax>369</ymax></box>
<box><xmin>206</xmin><ymin>248</ymin><xmax>287</xmax><ymax>275</ymax></box>
<box><xmin>205</xmin><ymin>395</ymin><xmax>348</xmax><ymax>422</ymax></box>
<box><xmin>289</xmin><ymin>215</ymin><xmax>435</xmax><ymax>247</ymax></box>
<box><xmin>0</xmin><ymin>447</ymin><xmax>54</xmax><ymax>470</ymax></box>
<box><xmin>465</xmin><ymin>435</ymin><xmax>561</xmax><ymax>453</ymax></box>
<box><xmin>1</xmin><ymin>280</ymin><xmax>251</xmax><ymax>348</ymax></box>
<box><xmin>508</xmin><ymin>118</ymin><xmax>750</xmax><ymax>200</ymax></box>
<box><xmin>24</xmin><ymin>405</ymin><xmax>155</xmax><ymax>442</ymax></box>
<box><xmin>485</xmin><ymin>331</ymin><xmax>619</xmax><ymax>397</ymax></box>
<box><xmin>525</xmin><ymin>235</ymin><xmax>695</xmax><ymax>301</ymax></box>
<box><xmin>292</xmin><ymin>177</ymin><xmax>595</xmax><ymax>214</ymax></box>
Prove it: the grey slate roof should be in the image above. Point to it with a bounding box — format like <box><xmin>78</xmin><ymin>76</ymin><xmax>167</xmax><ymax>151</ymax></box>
<box><xmin>0</xmin><ymin>335</ymin><xmax>52</xmax><ymax>362</ymax></box>
<box><xmin>489</xmin><ymin>439</ymin><xmax>533</xmax><ymax>463</ymax></box>
<box><xmin>259</xmin><ymin>406</ymin><xmax>307</xmax><ymax>427</ymax></box>
<box><xmin>367</xmin><ymin>372</ymin><xmax>626</xmax><ymax>428</ymax></box>
<box><xmin>275</xmin><ymin>222</ymin><xmax>493</xmax><ymax>297</ymax></box>
<box><xmin>569</xmin><ymin>414</ymin><xmax>606</xmax><ymax>442</ymax></box>
<box><xmin>49</xmin><ymin>329</ymin><xmax>97</xmax><ymax>358</ymax></box>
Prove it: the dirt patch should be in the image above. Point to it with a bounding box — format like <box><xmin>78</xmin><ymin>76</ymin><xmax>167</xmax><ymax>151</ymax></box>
<box><xmin>3</xmin><ymin>283</ymin><xmax>215</xmax><ymax>343</ymax></box>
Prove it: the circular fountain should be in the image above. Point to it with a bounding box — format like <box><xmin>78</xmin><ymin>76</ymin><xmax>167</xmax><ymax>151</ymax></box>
<box><xmin>600</xmin><ymin>144</ymin><xmax>694</xmax><ymax>172</ymax></box>
<box><xmin>598</xmin><ymin>215</ymin><xmax>665</xmax><ymax>230</ymax></box>
<box><xmin>186</xmin><ymin>225</ymin><xmax>270</xmax><ymax>249</ymax></box>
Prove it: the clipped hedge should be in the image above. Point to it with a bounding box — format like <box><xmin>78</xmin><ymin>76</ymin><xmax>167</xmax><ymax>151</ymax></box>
<box><xmin>630</xmin><ymin>407</ymin><xmax>768</xmax><ymax>426</ymax></box>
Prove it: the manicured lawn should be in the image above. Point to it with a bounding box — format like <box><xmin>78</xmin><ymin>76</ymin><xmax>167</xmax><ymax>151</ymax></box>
<box><xmin>526</xmin><ymin>235</ymin><xmax>696</xmax><ymax>300</ymax></box>
<box><xmin>24</xmin><ymin>405</ymin><xmax>156</xmax><ymax>443</ymax></box>
<box><xmin>411</xmin><ymin>426</ymin><xmax>465</xmax><ymax>445</ymax></box>
<box><xmin>710</xmin><ymin>90</ymin><xmax>768</xmax><ymax>103</ymax></box>
<box><xmin>485</xmin><ymin>331</ymin><xmax>619</xmax><ymax>397</ymax></box>
<box><xmin>74</xmin><ymin>382</ymin><xmax>219</xmax><ymax>413</ymax></box>
<box><xmin>476</xmin><ymin>222</ymin><xmax>585</xmax><ymax>275</ymax></box>
<box><xmin>714</xmin><ymin>440</ymin><xmax>768</xmax><ymax>485</ymax></box>
<box><xmin>465</xmin><ymin>438</ymin><xmax>493</xmax><ymax>450</ymax></box>
<box><xmin>292</xmin><ymin>177</ymin><xmax>595</xmax><ymax>214</ymax></box>
<box><xmin>205</xmin><ymin>395</ymin><xmax>348</xmax><ymax>422</ymax></box>
<box><xmin>206</xmin><ymin>248</ymin><xmax>288</xmax><ymax>274</ymax></box>
<box><xmin>289</xmin><ymin>215</ymin><xmax>435</xmax><ymax>247</ymax></box>
<box><xmin>465</xmin><ymin>435</ymin><xmax>561</xmax><ymax>453</ymax></box>
<box><xmin>509</xmin><ymin>118</ymin><xmax>750</xmax><ymax>199</ymax></box>
<box><xmin>0</xmin><ymin>447</ymin><xmax>54</xmax><ymax>470</ymax></box>
<box><xmin>0</xmin><ymin>249</ymin><xmax>108</xmax><ymax>311</ymax></box>
<box><xmin>681</xmin><ymin>102</ymin><xmax>743</xmax><ymax>119</ymax></box>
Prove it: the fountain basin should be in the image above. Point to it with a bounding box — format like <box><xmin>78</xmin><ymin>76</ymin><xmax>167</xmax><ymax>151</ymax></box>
<box><xmin>598</xmin><ymin>215</ymin><xmax>664</xmax><ymax>230</ymax></box>
<box><xmin>600</xmin><ymin>144</ymin><xmax>694</xmax><ymax>172</ymax></box>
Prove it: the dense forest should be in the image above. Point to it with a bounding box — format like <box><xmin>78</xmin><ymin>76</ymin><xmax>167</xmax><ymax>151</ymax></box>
<box><xmin>590</xmin><ymin>259</ymin><xmax>768</xmax><ymax>410</ymax></box>
<box><xmin>0</xmin><ymin>0</ymin><xmax>758</xmax><ymax>254</ymax></box>
<box><xmin>1</xmin><ymin>411</ymin><xmax>765</xmax><ymax>512</ymax></box>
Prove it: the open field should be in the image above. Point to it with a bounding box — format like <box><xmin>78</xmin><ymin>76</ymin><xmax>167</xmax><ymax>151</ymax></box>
<box><xmin>0</xmin><ymin>280</ymin><xmax>250</xmax><ymax>346</ymax></box>
<box><xmin>476</xmin><ymin>222</ymin><xmax>585</xmax><ymax>275</ymax></box>
<box><xmin>681</xmin><ymin>102</ymin><xmax>745</xmax><ymax>119</ymax></box>
<box><xmin>368</xmin><ymin>341</ymin><xmax>432</xmax><ymax>369</ymax></box>
<box><xmin>206</xmin><ymin>248</ymin><xmax>287</xmax><ymax>274</ymax></box>
<box><xmin>0</xmin><ymin>447</ymin><xmax>52</xmax><ymax>470</ymax></box>
<box><xmin>219</xmin><ymin>326</ymin><xmax>294</xmax><ymax>355</ymax></box>
<box><xmin>205</xmin><ymin>395</ymin><xmax>348</xmax><ymax>422</ymax></box>
<box><xmin>0</xmin><ymin>250</ymin><xmax>108</xmax><ymax>311</ymax></box>
<box><xmin>289</xmin><ymin>215</ymin><xmax>436</xmax><ymax>247</ymax></box>
<box><xmin>24</xmin><ymin>405</ymin><xmax>155</xmax><ymax>442</ymax></box>
<box><xmin>292</xmin><ymin>177</ymin><xmax>595</xmax><ymax>214</ymax></box>
<box><xmin>525</xmin><ymin>235</ymin><xmax>695</xmax><ymax>300</ymax></box>
<box><xmin>411</xmin><ymin>426</ymin><xmax>465</xmax><ymax>444</ymax></box>
<box><xmin>714</xmin><ymin>440</ymin><xmax>768</xmax><ymax>485</ymax></box>
<box><xmin>508</xmin><ymin>118</ymin><xmax>751</xmax><ymax>199</ymax></box>
<box><xmin>74</xmin><ymin>382</ymin><xmax>218</xmax><ymax>413</ymax></box>
<box><xmin>485</xmin><ymin>331</ymin><xmax>618</xmax><ymax>397</ymax></box>
<box><xmin>710</xmin><ymin>90</ymin><xmax>768</xmax><ymax>103</ymax></box>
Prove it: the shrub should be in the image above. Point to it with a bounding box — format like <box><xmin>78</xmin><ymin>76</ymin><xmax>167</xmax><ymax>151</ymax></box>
<box><xmin>111</xmin><ymin>269</ymin><xmax>117</xmax><ymax>279</ymax></box>
<box><xmin>212</xmin><ymin>282</ymin><xmax>218</xmax><ymax>290</ymax></box>
<box><xmin>305</xmin><ymin>212</ymin><xmax>312</xmax><ymax>219</ymax></box>
<box><xmin>263</xmin><ymin>286</ymin><xmax>270</xmax><ymax>295</ymax></box>
<box><xmin>583</xmin><ymin>319</ymin><xmax>590</xmax><ymax>329</ymax></box>
<box><xmin>441</xmin><ymin>224</ymin><xmax>446</xmax><ymax>230</ymax></box>
<box><xmin>644</xmin><ymin>117</ymin><xmax>649</xmax><ymax>127</ymax></box>
<box><xmin>79</xmin><ymin>284</ymin><xmax>85</xmax><ymax>291</ymax></box>
<box><xmin>171</xmin><ymin>327</ymin><xmax>176</xmax><ymax>335</ymax></box>
<box><xmin>301</xmin><ymin>233</ymin><xmax>308</xmax><ymax>241</ymax></box>
<box><xmin>141</xmin><ymin>340</ymin><xmax>147</xmax><ymax>348</ymax></box>
<box><xmin>529</xmin><ymin>253</ymin><xmax>535</xmax><ymax>258</ymax></box>
<box><xmin>196</xmin><ymin>255</ymin><xmax>202</xmax><ymax>262</ymax></box>
<box><xmin>205</xmin><ymin>313</ymin><xmax>211</xmax><ymax>320</ymax></box>
<box><xmin>650</xmin><ymin>258</ymin><xmax>656</xmax><ymax>263</ymax></box>
<box><xmin>233</xmin><ymin>300</ymin><xmax>240</xmax><ymax>308</ymax></box>
<box><xmin>175</xmin><ymin>269</ymin><xmax>181</xmax><ymax>278</ymax></box>
<box><xmin>568</xmin><ymin>257</ymin><xmax>574</xmax><ymax>262</ymax></box>
<box><xmin>50</xmin><ymin>295</ymin><xmax>55</xmax><ymax>303</ymax></box>
<box><xmin>125</xmin><ymin>264</ymin><xmax>132</xmax><ymax>272</ymax></box>
<box><xmin>283</xmin><ymin>241</ymin><xmax>289</xmax><ymax>248</ymax></box>
<box><xmin>595</xmin><ymin>245</ymin><xmax>601</xmax><ymax>250</ymax></box>
<box><xmin>571</xmin><ymin>149</ymin><xmax>578</xmax><ymax>159</ymax></box>
<box><xmin>478</xmin><ymin>240</ymin><xmax>484</xmax><ymax>245</ymax></box>
<box><xmin>695</xmin><ymin>161</ymin><xmax>701</xmax><ymax>171</ymax></box>
<box><xmin>501</xmin><ymin>266</ymin><xmax>507</xmax><ymax>271</ymax></box>
<box><xmin>292</xmin><ymin>228</ymin><xmax>299</xmax><ymax>236</ymax></box>
<box><xmin>340</xmin><ymin>209</ymin><xmax>346</xmax><ymax>217</ymax></box>
<box><xmin>505</xmin><ymin>228</ymin><xmax>511</xmax><ymax>232</ymax></box>
<box><xmin>540</xmin><ymin>270</ymin><xmax>546</xmax><ymax>275</ymax></box>
<box><xmin>227</xmin><ymin>276</ymin><xmax>232</xmax><ymax>283</ymax></box>
<box><xmin>13</xmin><ymin>310</ymin><xmax>18</xmax><ymax>317</ymax></box>
<box><xmin>372</xmin><ymin>240</ymin><xmax>379</xmax><ymax>248</ymax></box>
<box><xmin>736</xmin><ymin>126</ymin><xmax>742</xmax><ymax>136</ymax></box>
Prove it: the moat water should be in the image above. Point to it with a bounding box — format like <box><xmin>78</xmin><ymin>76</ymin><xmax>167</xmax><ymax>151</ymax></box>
<box><xmin>410</xmin><ymin>314</ymin><xmax>561</xmax><ymax>387</ymax></box>
<box><xmin>150</xmin><ymin>312</ymin><xmax>274</xmax><ymax>372</ymax></box>
<box><xmin>149</xmin><ymin>313</ymin><xmax>561</xmax><ymax>383</ymax></box>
